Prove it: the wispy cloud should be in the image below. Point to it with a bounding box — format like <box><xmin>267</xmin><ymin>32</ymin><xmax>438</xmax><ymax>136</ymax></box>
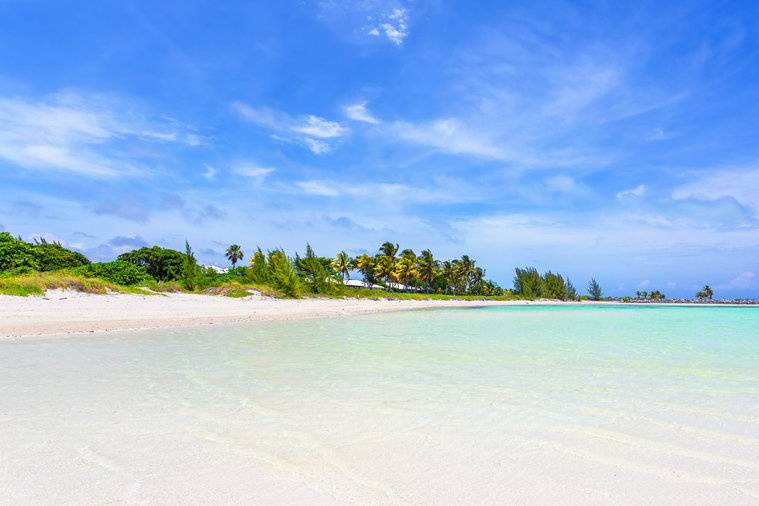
<box><xmin>296</xmin><ymin>180</ymin><xmax>339</xmax><ymax>197</ymax></box>
<box><xmin>0</xmin><ymin>92</ymin><xmax>199</xmax><ymax>177</ymax></box>
<box><xmin>617</xmin><ymin>184</ymin><xmax>647</xmax><ymax>199</ymax></box>
<box><xmin>718</xmin><ymin>271</ymin><xmax>755</xmax><ymax>290</ymax></box>
<box><xmin>293</xmin><ymin>176</ymin><xmax>481</xmax><ymax>204</ymax></box>
<box><xmin>672</xmin><ymin>167</ymin><xmax>759</xmax><ymax>218</ymax></box>
<box><xmin>202</xmin><ymin>164</ymin><xmax>218</xmax><ymax>180</ymax></box>
<box><xmin>392</xmin><ymin>118</ymin><xmax>505</xmax><ymax>160</ymax></box>
<box><xmin>232</xmin><ymin>102</ymin><xmax>349</xmax><ymax>154</ymax></box>
<box><xmin>232</xmin><ymin>163</ymin><xmax>275</xmax><ymax>179</ymax></box>
<box><xmin>367</xmin><ymin>7</ymin><xmax>409</xmax><ymax>46</ymax></box>
<box><xmin>343</xmin><ymin>102</ymin><xmax>380</xmax><ymax>124</ymax></box>
<box><xmin>543</xmin><ymin>175</ymin><xmax>589</xmax><ymax>195</ymax></box>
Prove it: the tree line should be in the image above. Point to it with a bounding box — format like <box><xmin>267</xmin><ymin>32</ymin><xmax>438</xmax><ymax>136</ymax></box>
<box><xmin>0</xmin><ymin>231</ymin><xmax>718</xmax><ymax>300</ymax></box>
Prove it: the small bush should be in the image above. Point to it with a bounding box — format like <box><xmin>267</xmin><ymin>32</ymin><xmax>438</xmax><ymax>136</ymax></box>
<box><xmin>76</xmin><ymin>260</ymin><xmax>153</xmax><ymax>285</ymax></box>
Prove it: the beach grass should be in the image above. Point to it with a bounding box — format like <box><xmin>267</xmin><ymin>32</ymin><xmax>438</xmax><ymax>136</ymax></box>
<box><xmin>0</xmin><ymin>271</ymin><xmax>152</xmax><ymax>297</ymax></box>
<box><xmin>0</xmin><ymin>270</ymin><xmax>517</xmax><ymax>301</ymax></box>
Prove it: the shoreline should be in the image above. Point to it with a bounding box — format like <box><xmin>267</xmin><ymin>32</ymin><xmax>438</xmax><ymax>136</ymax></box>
<box><xmin>2</xmin><ymin>290</ymin><xmax>757</xmax><ymax>339</ymax></box>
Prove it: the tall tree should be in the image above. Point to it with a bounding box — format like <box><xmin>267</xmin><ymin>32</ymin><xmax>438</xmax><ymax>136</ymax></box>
<box><xmin>394</xmin><ymin>250</ymin><xmax>417</xmax><ymax>289</ymax></box>
<box><xmin>587</xmin><ymin>278</ymin><xmax>602</xmax><ymax>301</ymax></box>
<box><xmin>566</xmin><ymin>279</ymin><xmax>578</xmax><ymax>300</ymax></box>
<box><xmin>416</xmin><ymin>249</ymin><xmax>439</xmax><ymax>293</ymax></box>
<box><xmin>331</xmin><ymin>251</ymin><xmax>352</xmax><ymax>282</ymax></box>
<box><xmin>379</xmin><ymin>241</ymin><xmax>399</xmax><ymax>259</ymax></box>
<box><xmin>457</xmin><ymin>255</ymin><xmax>475</xmax><ymax>293</ymax></box>
<box><xmin>513</xmin><ymin>267</ymin><xmax>543</xmax><ymax>299</ymax></box>
<box><xmin>182</xmin><ymin>240</ymin><xmax>201</xmax><ymax>290</ymax></box>
<box><xmin>374</xmin><ymin>255</ymin><xmax>398</xmax><ymax>289</ymax></box>
<box><xmin>354</xmin><ymin>254</ymin><xmax>377</xmax><ymax>286</ymax></box>
<box><xmin>225</xmin><ymin>244</ymin><xmax>244</xmax><ymax>267</ymax></box>
<box><xmin>696</xmin><ymin>285</ymin><xmax>714</xmax><ymax>301</ymax></box>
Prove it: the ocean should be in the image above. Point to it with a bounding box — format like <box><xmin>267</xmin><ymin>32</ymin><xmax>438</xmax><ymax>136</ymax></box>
<box><xmin>2</xmin><ymin>305</ymin><xmax>758</xmax><ymax>504</ymax></box>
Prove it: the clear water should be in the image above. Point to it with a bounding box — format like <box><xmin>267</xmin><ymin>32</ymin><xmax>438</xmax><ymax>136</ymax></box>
<box><xmin>2</xmin><ymin>305</ymin><xmax>758</xmax><ymax>504</ymax></box>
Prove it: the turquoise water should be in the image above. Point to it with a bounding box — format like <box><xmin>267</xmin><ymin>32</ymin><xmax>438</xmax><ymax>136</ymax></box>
<box><xmin>2</xmin><ymin>305</ymin><xmax>759</xmax><ymax>503</ymax></box>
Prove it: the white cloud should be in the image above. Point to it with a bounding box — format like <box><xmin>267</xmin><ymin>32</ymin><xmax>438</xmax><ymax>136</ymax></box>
<box><xmin>303</xmin><ymin>138</ymin><xmax>331</xmax><ymax>154</ymax></box>
<box><xmin>202</xmin><ymin>164</ymin><xmax>217</xmax><ymax>180</ymax></box>
<box><xmin>646</xmin><ymin>128</ymin><xmax>671</xmax><ymax>141</ymax></box>
<box><xmin>0</xmin><ymin>93</ymin><xmax>198</xmax><ymax>178</ymax></box>
<box><xmin>343</xmin><ymin>102</ymin><xmax>380</xmax><ymax>124</ymax></box>
<box><xmin>296</xmin><ymin>180</ymin><xmax>340</xmax><ymax>197</ymax></box>
<box><xmin>718</xmin><ymin>271</ymin><xmax>755</xmax><ymax>290</ymax></box>
<box><xmin>292</xmin><ymin>115</ymin><xmax>349</xmax><ymax>138</ymax></box>
<box><xmin>672</xmin><ymin>167</ymin><xmax>759</xmax><ymax>217</ymax></box>
<box><xmin>544</xmin><ymin>175</ymin><xmax>588</xmax><ymax>195</ymax></box>
<box><xmin>293</xmin><ymin>176</ymin><xmax>481</xmax><ymax>204</ymax></box>
<box><xmin>617</xmin><ymin>184</ymin><xmax>647</xmax><ymax>199</ymax></box>
<box><xmin>233</xmin><ymin>102</ymin><xmax>349</xmax><ymax>154</ymax></box>
<box><xmin>232</xmin><ymin>163</ymin><xmax>274</xmax><ymax>179</ymax></box>
<box><xmin>367</xmin><ymin>7</ymin><xmax>409</xmax><ymax>46</ymax></box>
<box><xmin>393</xmin><ymin>118</ymin><xmax>505</xmax><ymax>159</ymax></box>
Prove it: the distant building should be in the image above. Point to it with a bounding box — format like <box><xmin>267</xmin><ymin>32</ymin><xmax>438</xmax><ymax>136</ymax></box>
<box><xmin>344</xmin><ymin>279</ymin><xmax>385</xmax><ymax>290</ymax></box>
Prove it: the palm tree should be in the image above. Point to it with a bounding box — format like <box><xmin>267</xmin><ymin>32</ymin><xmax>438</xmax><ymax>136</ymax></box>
<box><xmin>354</xmin><ymin>253</ymin><xmax>376</xmax><ymax>286</ymax></box>
<box><xmin>441</xmin><ymin>260</ymin><xmax>455</xmax><ymax>294</ymax></box>
<box><xmin>225</xmin><ymin>244</ymin><xmax>244</xmax><ymax>267</ymax></box>
<box><xmin>416</xmin><ymin>249</ymin><xmax>439</xmax><ymax>292</ymax></box>
<box><xmin>457</xmin><ymin>255</ymin><xmax>475</xmax><ymax>293</ymax></box>
<box><xmin>374</xmin><ymin>255</ymin><xmax>397</xmax><ymax>289</ymax></box>
<box><xmin>379</xmin><ymin>241</ymin><xmax>399</xmax><ymax>259</ymax></box>
<box><xmin>331</xmin><ymin>251</ymin><xmax>352</xmax><ymax>282</ymax></box>
<box><xmin>696</xmin><ymin>285</ymin><xmax>714</xmax><ymax>301</ymax></box>
<box><xmin>394</xmin><ymin>251</ymin><xmax>417</xmax><ymax>290</ymax></box>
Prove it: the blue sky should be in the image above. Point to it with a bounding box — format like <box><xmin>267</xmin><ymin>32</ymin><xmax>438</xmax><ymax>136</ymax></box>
<box><xmin>1</xmin><ymin>0</ymin><xmax>758</xmax><ymax>297</ymax></box>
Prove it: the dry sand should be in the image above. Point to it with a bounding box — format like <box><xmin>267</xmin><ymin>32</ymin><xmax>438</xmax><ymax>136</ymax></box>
<box><xmin>0</xmin><ymin>290</ymin><xmax>536</xmax><ymax>338</ymax></box>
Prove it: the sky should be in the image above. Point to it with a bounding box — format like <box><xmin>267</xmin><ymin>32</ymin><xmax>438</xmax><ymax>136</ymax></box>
<box><xmin>1</xmin><ymin>0</ymin><xmax>758</xmax><ymax>298</ymax></box>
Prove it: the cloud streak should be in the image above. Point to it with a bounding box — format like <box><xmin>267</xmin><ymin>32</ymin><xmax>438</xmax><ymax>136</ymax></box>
<box><xmin>233</xmin><ymin>102</ymin><xmax>349</xmax><ymax>154</ymax></box>
<box><xmin>0</xmin><ymin>92</ymin><xmax>199</xmax><ymax>177</ymax></box>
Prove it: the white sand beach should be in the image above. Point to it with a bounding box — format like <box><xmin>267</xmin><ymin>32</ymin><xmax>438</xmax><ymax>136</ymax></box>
<box><xmin>0</xmin><ymin>290</ymin><xmax>535</xmax><ymax>338</ymax></box>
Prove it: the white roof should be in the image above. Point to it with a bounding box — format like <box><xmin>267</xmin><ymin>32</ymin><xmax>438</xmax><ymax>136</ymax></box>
<box><xmin>344</xmin><ymin>279</ymin><xmax>385</xmax><ymax>290</ymax></box>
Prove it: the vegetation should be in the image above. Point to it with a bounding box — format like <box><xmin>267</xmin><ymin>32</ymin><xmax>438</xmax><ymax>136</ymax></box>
<box><xmin>513</xmin><ymin>267</ymin><xmax>578</xmax><ymax>300</ymax></box>
<box><xmin>696</xmin><ymin>285</ymin><xmax>714</xmax><ymax>301</ymax></box>
<box><xmin>118</xmin><ymin>246</ymin><xmax>185</xmax><ymax>281</ymax></box>
<box><xmin>225</xmin><ymin>244</ymin><xmax>244</xmax><ymax>267</ymax></box>
<box><xmin>3</xmin><ymin>229</ymin><xmax>679</xmax><ymax>303</ymax></box>
<box><xmin>587</xmin><ymin>278</ymin><xmax>602</xmax><ymax>301</ymax></box>
<box><xmin>635</xmin><ymin>289</ymin><xmax>666</xmax><ymax>301</ymax></box>
<box><xmin>76</xmin><ymin>260</ymin><xmax>153</xmax><ymax>285</ymax></box>
<box><xmin>0</xmin><ymin>270</ymin><xmax>149</xmax><ymax>297</ymax></box>
<box><xmin>0</xmin><ymin>233</ymin><xmax>89</xmax><ymax>271</ymax></box>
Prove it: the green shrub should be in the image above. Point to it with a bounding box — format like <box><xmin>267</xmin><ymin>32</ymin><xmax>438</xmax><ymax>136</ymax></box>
<box><xmin>0</xmin><ymin>233</ymin><xmax>89</xmax><ymax>272</ymax></box>
<box><xmin>295</xmin><ymin>244</ymin><xmax>336</xmax><ymax>294</ymax></box>
<box><xmin>0</xmin><ymin>233</ymin><xmax>40</xmax><ymax>271</ymax></box>
<box><xmin>32</xmin><ymin>241</ymin><xmax>90</xmax><ymax>271</ymax></box>
<box><xmin>513</xmin><ymin>267</ymin><xmax>544</xmax><ymax>299</ymax></box>
<box><xmin>267</xmin><ymin>249</ymin><xmax>302</xmax><ymax>297</ymax></box>
<box><xmin>76</xmin><ymin>260</ymin><xmax>153</xmax><ymax>285</ymax></box>
<box><xmin>249</xmin><ymin>248</ymin><xmax>268</xmax><ymax>283</ymax></box>
<box><xmin>117</xmin><ymin>246</ymin><xmax>185</xmax><ymax>281</ymax></box>
<box><xmin>542</xmin><ymin>271</ymin><xmax>567</xmax><ymax>300</ymax></box>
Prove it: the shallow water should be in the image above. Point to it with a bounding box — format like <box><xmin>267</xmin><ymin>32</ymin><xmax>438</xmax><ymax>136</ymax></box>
<box><xmin>2</xmin><ymin>305</ymin><xmax>758</xmax><ymax>504</ymax></box>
